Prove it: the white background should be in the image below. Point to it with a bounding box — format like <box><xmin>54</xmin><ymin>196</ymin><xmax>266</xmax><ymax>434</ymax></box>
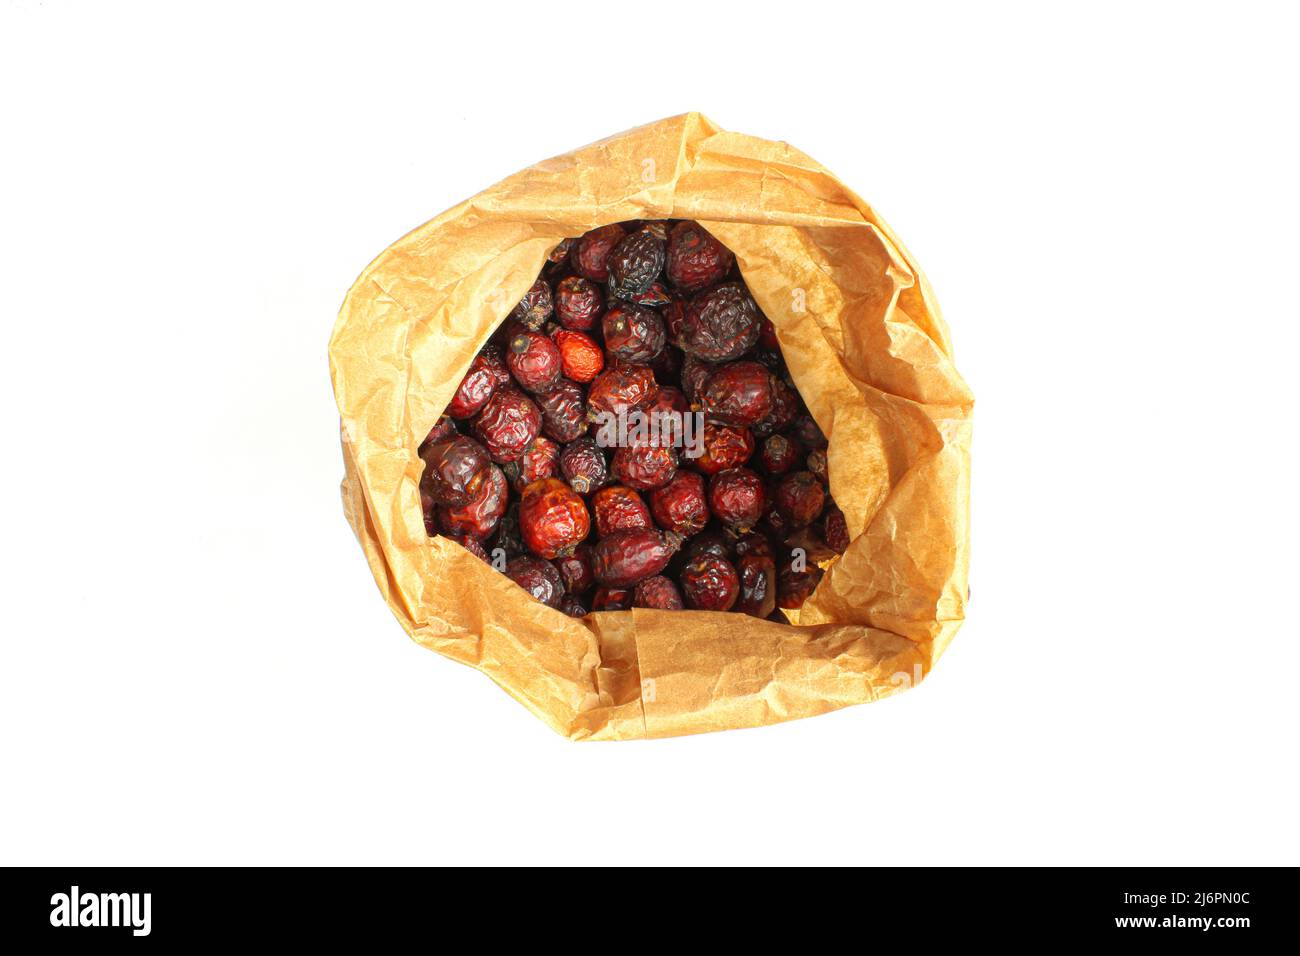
<box><xmin>2</xmin><ymin>0</ymin><xmax>1297</xmax><ymax>866</ymax></box>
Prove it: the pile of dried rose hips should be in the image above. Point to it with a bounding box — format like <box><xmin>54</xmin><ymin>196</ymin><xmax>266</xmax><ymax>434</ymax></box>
<box><xmin>418</xmin><ymin>220</ymin><xmax>849</xmax><ymax>618</ymax></box>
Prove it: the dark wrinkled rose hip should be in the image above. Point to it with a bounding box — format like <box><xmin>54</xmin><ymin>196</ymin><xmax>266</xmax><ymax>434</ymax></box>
<box><xmin>472</xmin><ymin>387</ymin><xmax>541</xmax><ymax>463</ymax></box>
<box><xmin>775</xmin><ymin>471</ymin><xmax>826</xmax><ymax>527</ymax></box>
<box><xmin>591</xmin><ymin>528</ymin><xmax>684</xmax><ymax>587</ymax></box>
<box><xmin>607</xmin><ymin>230</ymin><xmax>666</xmax><ymax>300</ymax></box>
<box><xmin>805</xmin><ymin>448</ymin><xmax>828</xmax><ymax>485</ymax></box>
<box><xmin>680</xmin><ymin>554</ymin><xmax>740</xmax><ymax>611</ymax></box>
<box><xmin>684</xmin><ymin>530</ymin><xmax>732</xmax><ymax>563</ymax></box>
<box><xmin>418</xmin><ymin>415</ymin><xmax>457</xmax><ymax>456</ymax></box>
<box><xmin>823</xmin><ymin>504</ymin><xmax>849</xmax><ymax>554</ymax></box>
<box><xmin>778</xmin><ymin>564</ymin><xmax>823</xmax><ymax>610</ymax></box>
<box><xmin>708</xmin><ymin>467</ymin><xmax>765</xmax><ymax>533</ymax></box>
<box><xmin>680</xmin><ymin>354</ymin><xmax>712</xmax><ymax>402</ymax></box>
<box><xmin>612</xmin><ymin>444</ymin><xmax>678</xmax><ymax>491</ymax></box>
<box><xmin>629</xmin><ymin>281</ymin><xmax>673</xmax><ymax>307</ymax></box>
<box><xmin>554</xmin><ymin>276</ymin><xmax>605</xmax><ymax>330</ymax></box>
<box><xmin>633</xmin><ymin>575</ymin><xmax>684</xmax><ymax>610</ymax></box>
<box><xmin>735</xmin><ymin>554</ymin><xmax>777</xmax><ymax>618</ymax></box>
<box><xmin>506</xmin><ymin>556</ymin><xmax>565</xmax><ymax>608</ymax></box>
<box><xmin>510</xmin><ymin>278</ymin><xmax>553</xmax><ymax>330</ymax></box>
<box><xmin>751</xmin><ymin>377</ymin><xmax>799</xmax><ymax>438</ymax></box>
<box><xmin>507</xmin><ymin>329</ymin><xmax>562</xmax><ymax>394</ymax></box>
<box><xmin>437</xmin><ymin>463</ymin><xmax>508</xmax><ymax>539</ymax></box>
<box><xmin>420</xmin><ymin>435</ymin><xmax>491</xmax><ymax>506</ymax></box>
<box><xmin>602</xmin><ymin>302</ymin><xmax>666</xmax><ymax>364</ymax></box>
<box><xmin>650</xmin><ymin>471</ymin><xmax>709</xmax><ymax>535</ymax></box>
<box><xmin>503</xmin><ymin>436</ymin><xmax>560</xmax><ymax>493</ymax></box>
<box><xmin>699</xmin><ymin>361</ymin><xmax>774</xmax><ymax>427</ymax></box>
<box><xmin>587</xmin><ymin>364</ymin><xmax>658</xmax><ymax>419</ymax></box>
<box><xmin>559</xmin><ymin>436</ymin><xmax>607</xmax><ymax>494</ymax></box>
<box><xmin>450</xmin><ymin>534</ymin><xmax>490</xmax><ymax>563</ymax></box>
<box><xmin>591</xmin><ymin>485</ymin><xmax>653</xmax><ymax>537</ymax></box>
<box><xmin>759</xmin><ymin>434</ymin><xmax>801</xmax><ymax>475</ymax></box>
<box><xmin>790</xmin><ymin>414</ymin><xmax>827</xmax><ymax>451</ymax></box>
<box><xmin>559</xmin><ymin>593</ymin><xmax>589</xmax><ymax>617</ymax></box>
<box><xmin>535</xmin><ymin>380</ymin><xmax>587</xmax><ymax>443</ymax></box>
<box><xmin>666</xmin><ymin>221</ymin><xmax>734</xmax><ymax>293</ymax></box>
<box><xmin>446</xmin><ymin>344</ymin><xmax>511</xmax><ymax>419</ymax></box>
<box><xmin>694</xmin><ymin>423</ymin><xmax>755</xmax><ymax>475</ymax></box>
<box><xmin>551</xmin><ymin>328</ymin><xmax>604</xmax><ymax>383</ymax></box>
<box><xmin>554</xmin><ymin>543</ymin><xmax>595</xmax><ymax>594</ymax></box>
<box><xmin>519</xmin><ymin>477</ymin><xmax>591</xmax><ymax>559</ymax></box>
<box><xmin>676</xmin><ymin>283</ymin><xmax>762</xmax><ymax>362</ymax></box>
<box><xmin>591</xmin><ymin>587</ymin><xmax>632</xmax><ymax>611</ymax></box>
<box><xmin>570</xmin><ymin>223</ymin><xmax>626</xmax><ymax>282</ymax></box>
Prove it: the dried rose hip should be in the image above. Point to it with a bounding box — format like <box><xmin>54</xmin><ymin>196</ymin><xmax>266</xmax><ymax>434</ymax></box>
<box><xmin>650</xmin><ymin>342</ymin><xmax>682</xmax><ymax>383</ymax></box>
<box><xmin>552</xmin><ymin>328</ymin><xmax>604</xmax><ymax>383</ymax></box>
<box><xmin>570</xmin><ymin>223</ymin><xmax>626</xmax><ymax>282</ymax></box>
<box><xmin>591</xmin><ymin>485</ymin><xmax>653</xmax><ymax>537</ymax></box>
<box><xmin>708</xmin><ymin>467</ymin><xmax>765</xmax><ymax>533</ymax></box>
<box><xmin>602</xmin><ymin>302</ymin><xmax>666</xmax><ymax>364</ymax></box>
<box><xmin>629</xmin><ymin>281</ymin><xmax>673</xmax><ymax>307</ymax></box>
<box><xmin>822</xmin><ymin>504</ymin><xmax>849</xmax><ymax>554</ymax></box>
<box><xmin>559</xmin><ymin>594</ymin><xmax>589</xmax><ymax>617</ymax></box>
<box><xmin>472</xmin><ymin>386</ymin><xmax>542</xmax><ymax>463</ymax></box>
<box><xmin>612</xmin><ymin>443</ymin><xmax>678</xmax><ymax>491</ymax></box>
<box><xmin>699</xmin><ymin>361</ymin><xmax>774</xmax><ymax>427</ymax></box>
<box><xmin>535</xmin><ymin>379</ymin><xmax>587</xmax><ymax>443</ymax></box>
<box><xmin>509</xmin><ymin>278</ymin><xmax>553</xmax><ymax>330</ymax></box>
<box><xmin>732</xmin><ymin>531</ymin><xmax>775</xmax><ymax>560</ymax></box>
<box><xmin>450</xmin><ymin>534</ymin><xmax>490</xmax><ymax>563</ymax></box>
<box><xmin>491</xmin><ymin>503</ymin><xmax>524</xmax><ymax>559</ymax></box>
<box><xmin>607</xmin><ymin>229</ymin><xmax>666</xmax><ymax>300</ymax></box>
<box><xmin>650</xmin><ymin>471</ymin><xmax>709</xmax><ymax>535</ymax></box>
<box><xmin>676</xmin><ymin>283</ymin><xmax>761</xmax><ymax>362</ymax></box>
<box><xmin>437</xmin><ymin>462</ymin><xmax>508</xmax><ymax>539</ymax></box>
<box><xmin>680</xmin><ymin>554</ymin><xmax>740</xmax><ymax>611</ymax></box>
<box><xmin>805</xmin><ymin>448</ymin><xmax>828</xmax><ymax>485</ymax></box>
<box><xmin>735</xmin><ymin>554</ymin><xmax>776</xmax><ymax>618</ymax></box>
<box><xmin>684</xmin><ymin>530</ymin><xmax>732</xmax><ymax>563</ymax></box>
<box><xmin>751</xmin><ymin>377</ymin><xmax>799</xmax><ymax>438</ymax></box>
<box><xmin>591</xmin><ymin>587</ymin><xmax>632</xmax><ymax>611</ymax></box>
<box><xmin>554</xmin><ymin>543</ymin><xmax>595</xmax><ymax>594</ymax></box>
<box><xmin>503</xmin><ymin>435</ymin><xmax>560</xmax><ymax>492</ymax></box>
<box><xmin>506</xmin><ymin>328</ymin><xmax>562</xmax><ymax>394</ymax></box>
<box><xmin>420</xmin><ymin>435</ymin><xmax>491</xmax><ymax>506</ymax></box>
<box><xmin>591</xmin><ymin>528</ymin><xmax>684</xmax><ymax>587</ymax></box>
<box><xmin>666</xmin><ymin>221</ymin><xmax>734</xmax><ymax>293</ymax></box>
<box><xmin>446</xmin><ymin>343</ymin><xmax>511</xmax><ymax>419</ymax></box>
<box><xmin>519</xmin><ymin>477</ymin><xmax>591</xmax><ymax>559</ymax></box>
<box><xmin>506</xmin><ymin>555</ymin><xmax>564</xmax><ymax>608</ymax></box>
<box><xmin>774</xmin><ymin>471</ymin><xmax>826</xmax><ymax>527</ymax></box>
<box><xmin>554</xmin><ymin>275</ymin><xmax>604</xmax><ymax>331</ymax></box>
<box><xmin>633</xmin><ymin>575</ymin><xmax>684</xmax><ymax>610</ymax></box>
<box><xmin>587</xmin><ymin>363</ymin><xmax>658</xmax><ymax>419</ymax></box>
<box><xmin>693</xmin><ymin>423</ymin><xmax>755</xmax><ymax>475</ymax></box>
<box><xmin>778</xmin><ymin>564</ymin><xmax>823</xmax><ymax>610</ymax></box>
<box><xmin>548</xmin><ymin>238</ymin><xmax>574</xmax><ymax>264</ymax></box>
<box><xmin>790</xmin><ymin>413</ymin><xmax>827</xmax><ymax>451</ymax></box>
<box><xmin>418</xmin><ymin>415</ymin><xmax>457</xmax><ymax>456</ymax></box>
<box><xmin>559</xmin><ymin>435</ymin><xmax>608</xmax><ymax>494</ymax></box>
<box><xmin>680</xmin><ymin>353</ymin><xmax>712</xmax><ymax>402</ymax></box>
<box><xmin>646</xmin><ymin>384</ymin><xmax>690</xmax><ymax>418</ymax></box>
<box><xmin>758</xmin><ymin>434</ymin><xmax>801</xmax><ymax>475</ymax></box>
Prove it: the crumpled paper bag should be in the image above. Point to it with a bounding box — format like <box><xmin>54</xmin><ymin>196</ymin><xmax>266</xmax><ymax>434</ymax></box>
<box><xmin>329</xmin><ymin>113</ymin><xmax>973</xmax><ymax>740</ymax></box>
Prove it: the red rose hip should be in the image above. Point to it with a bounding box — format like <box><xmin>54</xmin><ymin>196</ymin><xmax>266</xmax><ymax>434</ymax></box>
<box><xmin>650</xmin><ymin>471</ymin><xmax>709</xmax><ymax>535</ymax></box>
<box><xmin>437</xmin><ymin>462</ymin><xmax>508</xmax><ymax>539</ymax></box>
<box><xmin>506</xmin><ymin>556</ymin><xmax>565</xmax><ymax>608</ymax></box>
<box><xmin>519</xmin><ymin>477</ymin><xmax>591</xmax><ymax>559</ymax></box>
<box><xmin>554</xmin><ymin>275</ymin><xmax>604</xmax><ymax>331</ymax></box>
<box><xmin>602</xmin><ymin>302</ymin><xmax>666</xmax><ymax>364</ymax></box>
<box><xmin>693</xmin><ymin>423</ymin><xmax>754</xmax><ymax>475</ymax></box>
<box><xmin>708</xmin><ymin>467</ymin><xmax>765</xmax><ymax>533</ymax></box>
<box><xmin>509</xmin><ymin>278</ymin><xmax>553</xmax><ymax>331</ymax></box>
<box><xmin>446</xmin><ymin>344</ymin><xmax>511</xmax><ymax>419</ymax></box>
<box><xmin>535</xmin><ymin>380</ymin><xmax>587</xmax><ymax>443</ymax></box>
<box><xmin>472</xmin><ymin>386</ymin><xmax>541</xmax><ymax>463</ymax></box>
<box><xmin>774</xmin><ymin>471</ymin><xmax>826</xmax><ymax>527</ymax></box>
<box><xmin>559</xmin><ymin>436</ymin><xmax>608</xmax><ymax>494</ymax></box>
<box><xmin>633</xmin><ymin>575</ymin><xmax>685</xmax><ymax>610</ymax></box>
<box><xmin>735</xmin><ymin>554</ymin><xmax>777</xmax><ymax>618</ymax></box>
<box><xmin>666</xmin><ymin>221</ymin><xmax>734</xmax><ymax>293</ymax></box>
<box><xmin>699</xmin><ymin>361</ymin><xmax>774</xmax><ymax>427</ymax></box>
<box><xmin>503</xmin><ymin>435</ymin><xmax>560</xmax><ymax>492</ymax></box>
<box><xmin>587</xmin><ymin>363</ymin><xmax>658</xmax><ymax>420</ymax></box>
<box><xmin>552</xmin><ymin>328</ymin><xmax>604</xmax><ymax>383</ymax></box>
<box><xmin>569</xmin><ymin>223</ymin><xmax>626</xmax><ymax>282</ymax></box>
<box><xmin>612</xmin><ymin>443</ymin><xmax>678</xmax><ymax>491</ymax></box>
<box><xmin>680</xmin><ymin>554</ymin><xmax>740</xmax><ymax>611</ymax></box>
<box><xmin>676</xmin><ymin>283</ymin><xmax>762</xmax><ymax>362</ymax></box>
<box><xmin>420</xmin><ymin>435</ymin><xmax>491</xmax><ymax>506</ymax></box>
<box><xmin>591</xmin><ymin>528</ymin><xmax>684</xmax><ymax>587</ymax></box>
<box><xmin>591</xmin><ymin>485</ymin><xmax>653</xmax><ymax>537</ymax></box>
<box><xmin>507</xmin><ymin>328</ymin><xmax>562</xmax><ymax>394</ymax></box>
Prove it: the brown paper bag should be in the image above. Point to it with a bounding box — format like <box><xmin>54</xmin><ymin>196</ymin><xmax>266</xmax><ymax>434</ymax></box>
<box><xmin>328</xmin><ymin>113</ymin><xmax>973</xmax><ymax>739</ymax></box>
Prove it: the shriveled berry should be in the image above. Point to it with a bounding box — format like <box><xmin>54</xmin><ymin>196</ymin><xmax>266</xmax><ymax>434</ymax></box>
<box><xmin>699</xmin><ymin>361</ymin><xmax>774</xmax><ymax>427</ymax></box>
<box><xmin>519</xmin><ymin>477</ymin><xmax>591</xmax><ymax>559</ymax></box>
<box><xmin>591</xmin><ymin>587</ymin><xmax>632</xmax><ymax>611</ymax></box>
<box><xmin>646</xmin><ymin>384</ymin><xmax>690</xmax><ymax>417</ymax></box>
<box><xmin>680</xmin><ymin>354</ymin><xmax>712</xmax><ymax>402</ymax></box>
<box><xmin>607</xmin><ymin>229</ymin><xmax>666</xmax><ymax>300</ymax></box>
<box><xmin>507</xmin><ymin>329</ymin><xmax>562</xmax><ymax>394</ymax></box>
<box><xmin>591</xmin><ymin>528</ymin><xmax>684</xmax><ymax>587</ymax></box>
<box><xmin>587</xmin><ymin>363</ymin><xmax>658</xmax><ymax>419</ymax></box>
<box><xmin>650</xmin><ymin>471</ymin><xmax>709</xmax><ymax>535</ymax></box>
<box><xmin>602</xmin><ymin>302</ymin><xmax>666</xmax><ymax>364</ymax></box>
<box><xmin>506</xmin><ymin>556</ymin><xmax>564</xmax><ymax>608</ymax></box>
<box><xmin>629</xmin><ymin>281</ymin><xmax>673</xmax><ymax>307</ymax></box>
<box><xmin>554</xmin><ymin>543</ymin><xmax>595</xmax><ymax>594</ymax></box>
<box><xmin>693</xmin><ymin>423</ymin><xmax>755</xmax><ymax>475</ymax></box>
<box><xmin>758</xmin><ymin>434</ymin><xmax>801</xmax><ymax>475</ymax></box>
<box><xmin>790</xmin><ymin>413</ymin><xmax>827</xmax><ymax>450</ymax></box>
<box><xmin>775</xmin><ymin>471</ymin><xmax>826</xmax><ymax>527</ymax></box>
<box><xmin>806</xmin><ymin>448</ymin><xmax>829</xmax><ymax>485</ymax></box>
<box><xmin>680</xmin><ymin>554</ymin><xmax>740</xmax><ymax>611</ymax></box>
<box><xmin>535</xmin><ymin>380</ymin><xmax>587</xmax><ymax>443</ymax></box>
<box><xmin>751</xmin><ymin>377</ymin><xmax>800</xmax><ymax>438</ymax></box>
<box><xmin>735</xmin><ymin>554</ymin><xmax>776</xmax><ymax>618</ymax></box>
<box><xmin>503</xmin><ymin>436</ymin><xmax>560</xmax><ymax>493</ymax></box>
<box><xmin>509</xmin><ymin>278</ymin><xmax>553</xmax><ymax>330</ymax></box>
<box><xmin>559</xmin><ymin>594</ymin><xmax>589</xmax><ymax>617</ymax></box>
<box><xmin>552</xmin><ymin>328</ymin><xmax>604</xmax><ymax>383</ymax></box>
<box><xmin>548</xmin><ymin>238</ymin><xmax>574</xmax><ymax>263</ymax></box>
<box><xmin>420</xmin><ymin>435</ymin><xmax>491</xmax><ymax>506</ymax></box>
<box><xmin>418</xmin><ymin>415</ymin><xmax>457</xmax><ymax>456</ymax></box>
<box><xmin>437</xmin><ymin>462</ymin><xmax>508</xmax><ymax>539</ymax></box>
<box><xmin>446</xmin><ymin>343</ymin><xmax>511</xmax><ymax>419</ymax></box>
<box><xmin>676</xmin><ymin>282</ymin><xmax>761</xmax><ymax>362</ymax></box>
<box><xmin>559</xmin><ymin>435</ymin><xmax>608</xmax><ymax>494</ymax></box>
<box><xmin>612</xmin><ymin>443</ymin><xmax>678</xmax><ymax>490</ymax></box>
<box><xmin>633</xmin><ymin>575</ymin><xmax>684</xmax><ymax>610</ymax></box>
<box><xmin>570</xmin><ymin>223</ymin><xmax>626</xmax><ymax>282</ymax></box>
<box><xmin>554</xmin><ymin>275</ymin><xmax>605</xmax><ymax>330</ymax></box>
<box><xmin>666</xmin><ymin>221</ymin><xmax>734</xmax><ymax>293</ymax></box>
<box><xmin>472</xmin><ymin>387</ymin><xmax>541</xmax><ymax>463</ymax></box>
<box><xmin>708</xmin><ymin>467</ymin><xmax>765</xmax><ymax>533</ymax></box>
<box><xmin>823</xmin><ymin>504</ymin><xmax>849</xmax><ymax>554</ymax></box>
<box><xmin>591</xmin><ymin>485</ymin><xmax>653</xmax><ymax>537</ymax></box>
<box><xmin>778</xmin><ymin>564</ymin><xmax>823</xmax><ymax>610</ymax></box>
<box><xmin>685</xmin><ymin>530</ymin><xmax>732</xmax><ymax>563</ymax></box>
<box><xmin>450</xmin><ymin>534</ymin><xmax>490</xmax><ymax>563</ymax></box>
